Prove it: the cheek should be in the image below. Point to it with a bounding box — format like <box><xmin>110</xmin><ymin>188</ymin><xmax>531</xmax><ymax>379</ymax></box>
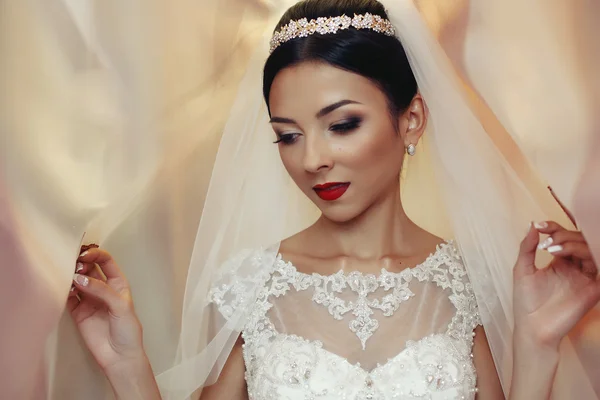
<box><xmin>279</xmin><ymin>147</ymin><xmax>305</xmax><ymax>184</ymax></box>
<box><xmin>337</xmin><ymin>127</ymin><xmax>403</xmax><ymax>170</ymax></box>
<box><xmin>279</xmin><ymin>148</ymin><xmax>294</xmax><ymax>173</ymax></box>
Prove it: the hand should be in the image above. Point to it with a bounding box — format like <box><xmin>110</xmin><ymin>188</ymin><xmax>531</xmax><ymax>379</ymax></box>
<box><xmin>68</xmin><ymin>247</ymin><xmax>146</xmax><ymax>373</ymax></box>
<box><xmin>513</xmin><ymin>221</ymin><xmax>600</xmax><ymax>349</ymax></box>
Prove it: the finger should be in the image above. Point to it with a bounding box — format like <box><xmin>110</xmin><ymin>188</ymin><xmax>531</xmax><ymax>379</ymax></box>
<box><xmin>74</xmin><ymin>261</ymin><xmax>97</xmax><ymax>276</ymax></box>
<box><xmin>68</xmin><ymin>287</ymin><xmax>79</xmax><ymax>299</ymax></box>
<box><xmin>88</xmin><ymin>265</ymin><xmax>107</xmax><ymax>281</ymax></box>
<box><xmin>80</xmin><ymin>243</ymin><xmax>99</xmax><ymax>254</ymax></box>
<box><xmin>538</xmin><ymin>230</ymin><xmax>586</xmax><ymax>250</ymax></box>
<box><xmin>533</xmin><ymin>221</ymin><xmax>567</xmax><ymax>235</ymax></box>
<box><xmin>514</xmin><ymin>223</ymin><xmax>540</xmax><ymax>278</ymax></box>
<box><xmin>74</xmin><ymin>266</ymin><xmax>108</xmax><ymax>303</ymax></box>
<box><xmin>72</xmin><ymin>273</ymin><xmax>129</xmax><ymax>316</ymax></box>
<box><xmin>545</xmin><ymin>242</ymin><xmax>593</xmax><ymax>260</ymax></box>
<box><xmin>68</xmin><ymin>284</ymin><xmax>79</xmax><ymax>297</ymax></box>
<box><xmin>78</xmin><ymin>248</ymin><xmax>126</xmax><ymax>281</ymax></box>
<box><xmin>66</xmin><ymin>295</ymin><xmax>80</xmax><ymax>313</ymax></box>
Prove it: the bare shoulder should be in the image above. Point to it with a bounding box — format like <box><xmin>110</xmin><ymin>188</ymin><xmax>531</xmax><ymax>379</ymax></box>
<box><xmin>279</xmin><ymin>224</ymin><xmax>315</xmax><ymax>255</ymax></box>
<box><xmin>278</xmin><ymin>223</ymin><xmax>359</xmax><ymax>275</ymax></box>
<box><xmin>415</xmin><ymin>229</ymin><xmax>446</xmax><ymax>253</ymax></box>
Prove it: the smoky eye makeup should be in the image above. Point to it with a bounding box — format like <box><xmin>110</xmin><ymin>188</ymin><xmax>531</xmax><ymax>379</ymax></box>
<box><xmin>273</xmin><ymin>132</ymin><xmax>300</xmax><ymax>145</ymax></box>
<box><xmin>329</xmin><ymin>116</ymin><xmax>363</xmax><ymax>133</ymax></box>
<box><xmin>272</xmin><ymin>114</ymin><xmax>363</xmax><ymax>144</ymax></box>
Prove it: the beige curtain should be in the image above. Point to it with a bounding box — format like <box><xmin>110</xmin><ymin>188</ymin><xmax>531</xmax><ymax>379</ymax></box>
<box><xmin>0</xmin><ymin>0</ymin><xmax>597</xmax><ymax>398</ymax></box>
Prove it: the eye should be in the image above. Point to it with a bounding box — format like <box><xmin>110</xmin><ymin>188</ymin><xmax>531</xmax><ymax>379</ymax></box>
<box><xmin>330</xmin><ymin>117</ymin><xmax>362</xmax><ymax>133</ymax></box>
<box><xmin>274</xmin><ymin>132</ymin><xmax>300</xmax><ymax>145</ymax></box>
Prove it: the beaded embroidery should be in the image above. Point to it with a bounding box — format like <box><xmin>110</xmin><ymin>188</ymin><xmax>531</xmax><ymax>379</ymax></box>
<box><xmin>210</xmin><ymin>242</ymin><xmax>482</xmax><ymax>399</ymax></box>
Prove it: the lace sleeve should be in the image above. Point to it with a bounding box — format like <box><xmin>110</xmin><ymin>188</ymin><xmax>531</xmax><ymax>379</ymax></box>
<box><xmin>443</xmin><ymin>243</ymin><xmax>483</xmax><ymax>339</ymax></box>
<box><xmin>207</xmin><ymin>247</ymin><xmax>276</xmax><ymax>321</ymax></box>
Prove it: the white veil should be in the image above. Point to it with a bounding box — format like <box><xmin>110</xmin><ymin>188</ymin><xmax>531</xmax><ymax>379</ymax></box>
<box><xmin>156</xmin><ymin>0</ymin><xmax>600</xmax><ymax>398</ymax></box>
<box><xmin>1</xmin><ymin>0</ymin><xmax>598</xmax><ymax>399</ymax></box>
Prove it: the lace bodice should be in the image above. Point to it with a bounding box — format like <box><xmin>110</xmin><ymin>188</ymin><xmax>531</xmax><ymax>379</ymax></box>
<box><xmin>210</xmin><ymin>242</ymin><xmax>482</xmax><ymax>399</ymax></box>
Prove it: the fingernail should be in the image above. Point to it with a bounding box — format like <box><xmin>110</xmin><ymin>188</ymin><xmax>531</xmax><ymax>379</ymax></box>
<box><xmin>79</xmin><ymin>250</ymin><xmax>88</xmax><ymax>257</ymax></box>
<box><xmin>75</xmin><ymin>262</ymin><xmax>84</xmax><ymax>273</ymax></box>
<box><xmin>525</xmin><ymin>222</ymin><xmax>533</xmax><ymax>235</ymax></box>
<box><xmin>538</xmin><ymin>237</ymin><xmax>553</xmax><ymax>250</ymax></box>
<box><xmin>73</xmin><ymin>274</ymin><xmax>89</xmax><ymax>286</ymax></box>
<box><xmin>534</xmin><ymin>221</ymin><xmax>548</xmax><ymax>229</ymax></box>
<box><xmin>547</xmin><ymin>245</ymin><xmax>563</xmax><ymax>254</ymax></box>
<box><xmin>70</xmin><ymin>286</ymin><xmax>76</xmax><ymax>292</ymax></box>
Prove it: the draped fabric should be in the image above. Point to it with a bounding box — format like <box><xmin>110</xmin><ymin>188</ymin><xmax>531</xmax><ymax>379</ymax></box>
<box><xmin>0</xmin><ymin>0</ymin><xmax>597</xmax><ymax>398</ymax></box>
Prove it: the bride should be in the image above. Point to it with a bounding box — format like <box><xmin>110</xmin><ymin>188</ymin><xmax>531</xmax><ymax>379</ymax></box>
<box><xmin>67</xmin><ymin>0</ymin><xmax>600</xmax><ymax>399</ymax></box>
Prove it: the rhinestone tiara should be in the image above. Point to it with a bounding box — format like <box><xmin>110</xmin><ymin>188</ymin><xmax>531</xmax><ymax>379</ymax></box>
<box><xmin>269</xmin><ymin>13</ymin><xmax>396</xmax><ymax>54</ymax></box>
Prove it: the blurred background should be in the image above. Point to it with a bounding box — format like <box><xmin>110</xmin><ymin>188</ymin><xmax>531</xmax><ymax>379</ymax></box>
<box><xmin>0</xmin><ymin>0</ymin><xmax>598</xmax><ymax>398</ymax></box>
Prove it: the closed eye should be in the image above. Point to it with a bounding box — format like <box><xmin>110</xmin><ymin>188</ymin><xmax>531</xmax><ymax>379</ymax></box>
<box><xmin>330</xmin><ymin>117</ymin><xmax>362</xmax><ymax>133</ymax></box>
<box><xmin>274</xmin><ymin>132</ymin><xmax>300</xmax><ymax>145</ymax></box>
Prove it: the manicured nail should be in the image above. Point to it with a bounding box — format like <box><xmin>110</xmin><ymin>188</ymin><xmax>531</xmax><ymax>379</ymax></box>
<box><xmin>547</xmin><ymin>245</ymin><xmax>563</xmax><ymax>254</ymax></box>
<box><xmin>534</xmin><ymin>221</ymin><xmax>548</xmax><ymax>230</ymax></box>
<box><xmin>538</xmin><ymin>237</ymin><xmax>553</xmax><ymax>250</ymax></box>
<box><xmin>79</xmin><ymin>250</ymin><xmax>88</xmax><ymax>257</ymax></box>
<box><xmin>75</xmin><ymin>262</ymin><xmax>84</xmax><ymax>273</ymax></box>
<box><xmin>73</xmin><ymin>274</ymin><xmax>89</xmax><ymax>286</ymax></box>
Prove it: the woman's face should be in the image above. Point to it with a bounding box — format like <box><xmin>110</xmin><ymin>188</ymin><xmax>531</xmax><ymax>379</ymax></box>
<box><xmin>268</xmin><ymin>61</ymin><xmax>424</xmax><ymax>222</ymax></box>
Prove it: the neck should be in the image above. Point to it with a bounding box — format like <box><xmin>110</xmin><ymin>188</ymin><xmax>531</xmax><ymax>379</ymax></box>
<box><xmin>314</xmin><ymin>182</ymin><xmax>420</xmax><ymax>259</ymax></box>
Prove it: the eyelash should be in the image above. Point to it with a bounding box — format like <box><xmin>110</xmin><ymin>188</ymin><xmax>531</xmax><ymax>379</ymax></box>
<box><xmin>330</xmin><ymin>117</ymin><xmax>362</xmax><ymax>133</ymax></box>
<box><xmin>273</xmin><ymin>133</ymin><xmax>299</xmax><ymax>145</ymax></box>
<box><xmin>273</xmin><ymin>118</ymin><xmax>362</xmax><ymax>145</ymax></box>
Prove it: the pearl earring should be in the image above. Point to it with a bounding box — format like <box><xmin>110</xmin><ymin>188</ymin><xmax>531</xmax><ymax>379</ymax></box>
<box><xmin>407</xmin><ymin>143</ymin><xmax>416</xmax><ymax>156</ymax></box>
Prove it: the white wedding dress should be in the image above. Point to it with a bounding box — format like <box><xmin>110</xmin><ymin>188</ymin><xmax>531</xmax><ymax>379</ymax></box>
<box><xmin>210</xmin><ymin>242</ymin><xmax>481</xmax><ymax>399</ymax></box>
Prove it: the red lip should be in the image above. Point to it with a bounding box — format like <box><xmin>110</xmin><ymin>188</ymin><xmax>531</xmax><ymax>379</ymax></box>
<box><xmin>313</xmin><ymin>182</ymin><xmax>350</xmax><ymax>201</ymax></box>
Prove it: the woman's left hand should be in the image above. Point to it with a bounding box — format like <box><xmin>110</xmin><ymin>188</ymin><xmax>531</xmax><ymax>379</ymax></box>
<box><xmin>513</xmin><ymin>221</ymin><xmax>600</xmax><ymax>349</ymax></box>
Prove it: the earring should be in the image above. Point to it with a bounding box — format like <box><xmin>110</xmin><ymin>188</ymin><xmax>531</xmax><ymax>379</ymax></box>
<box><xmin>407</xmin><ymin>143</ymin><xmax>416</xmax><ymax>156</ymax></box>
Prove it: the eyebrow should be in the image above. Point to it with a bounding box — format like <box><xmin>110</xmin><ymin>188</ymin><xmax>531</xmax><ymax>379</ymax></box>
<box><xmin>269</xmin><ymin>99</ymin><xmax>361</xmax><ymax>124</ymax></box>
<box><xmin>316</xmin><ymin>99</ymin><xmax>361</xmax><ymax>118</ymax></box>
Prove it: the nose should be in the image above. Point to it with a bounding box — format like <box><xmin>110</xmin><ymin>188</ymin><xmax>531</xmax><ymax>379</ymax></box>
<box><xmin>302</xmin><ymin>133</ymin><xmax>332</xmax><ymax>173</ymax></box>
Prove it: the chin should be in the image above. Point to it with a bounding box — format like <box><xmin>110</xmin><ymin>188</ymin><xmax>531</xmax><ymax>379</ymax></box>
<box><xmin>317</xmin><ymin>202</ymin><xmax>364</xmax><ymax>224</ymax></box>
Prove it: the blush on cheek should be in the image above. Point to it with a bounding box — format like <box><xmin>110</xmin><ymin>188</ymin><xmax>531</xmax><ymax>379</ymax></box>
<box><xmin>356</xmin><ymin>132</ymin><xmax>396</xmax><ymax>165</ymax></box>
<box><xmin>350</xmin><ymin>132</ymin><xmax>404</xmax><ymax>183</ymax></box>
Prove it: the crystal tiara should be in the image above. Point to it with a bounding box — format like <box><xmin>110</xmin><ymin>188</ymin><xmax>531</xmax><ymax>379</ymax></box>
<box><xmin>269</xmin><ymin>13</ymin><xmax>396</xmax><ymax>54</ymax></box>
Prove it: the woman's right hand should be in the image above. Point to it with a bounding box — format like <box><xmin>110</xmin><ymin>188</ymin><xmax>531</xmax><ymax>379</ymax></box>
<box><xmin>67</xmin><ymin>247</ymin><xmax>147</xmax><ymax>373</ymax></box>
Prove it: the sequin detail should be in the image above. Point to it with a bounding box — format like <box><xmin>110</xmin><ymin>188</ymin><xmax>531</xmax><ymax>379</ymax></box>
<box><xmin>211</xmin><ymin>242</ymin><xmax>482</xmax><ymax>399</ymax></box>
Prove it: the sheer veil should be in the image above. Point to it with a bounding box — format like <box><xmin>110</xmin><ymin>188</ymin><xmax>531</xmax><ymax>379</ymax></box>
<box><xmin>156</xmin><ymin>0</ymin><xmax>600</xmax><ymax>398</ymax></box>
<box><xmin>1</xmin><ymin>0</ymin><xmax>598</xmax><ymax>399</ymax></box>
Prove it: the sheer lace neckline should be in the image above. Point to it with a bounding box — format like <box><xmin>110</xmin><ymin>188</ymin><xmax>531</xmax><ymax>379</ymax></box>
<box><xmin>210</xmin><ymin>243</ymin><xmax>482</xmax><ymax>398</ymax></box>
<box><xmin>276</xmin><ymin>240</ymin><xmax>453</xmax><ymax>279</ymax></box>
